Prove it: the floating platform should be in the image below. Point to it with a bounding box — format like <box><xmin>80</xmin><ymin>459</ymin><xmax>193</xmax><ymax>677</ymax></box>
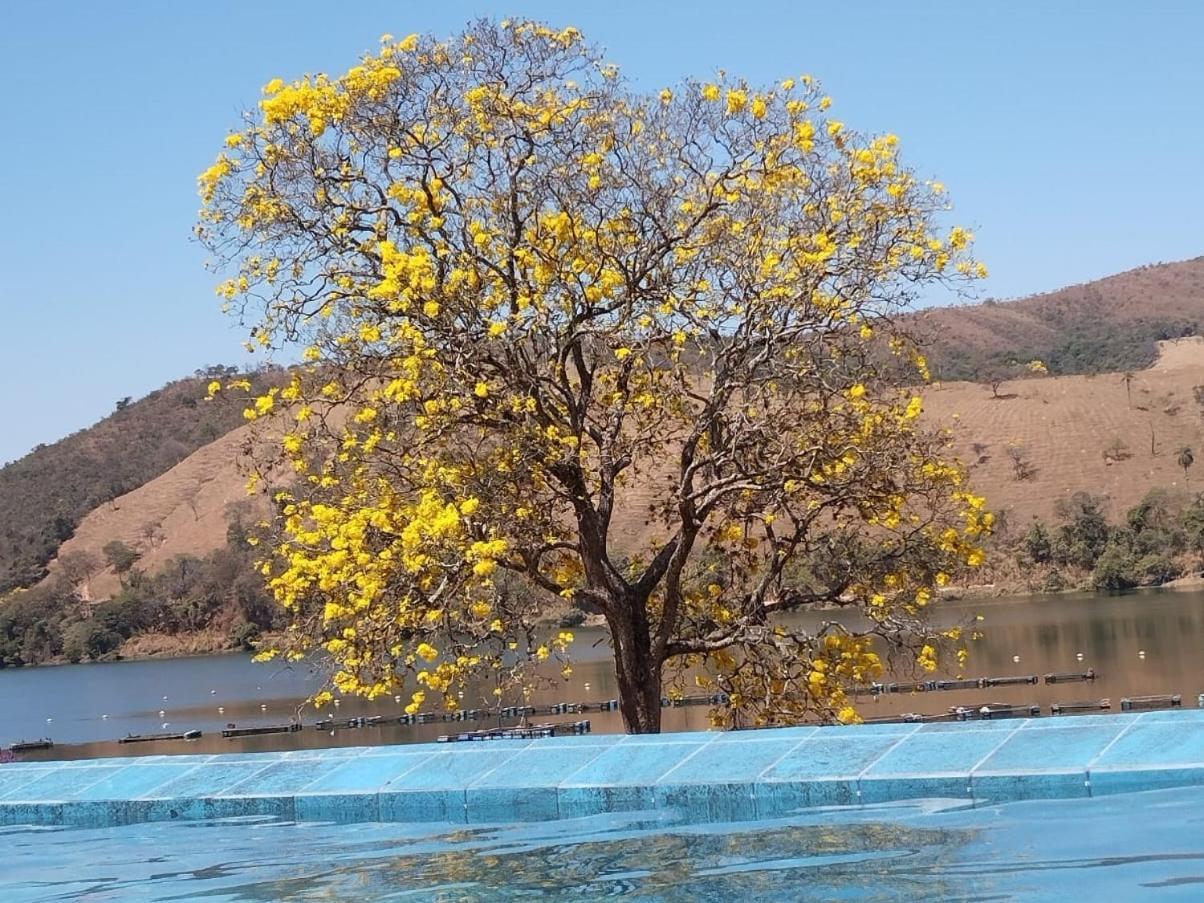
<box><xmin>950</xmin><ymin>703</ymin><xmax>1041</xmax><ymax>720</ymax></box>
<box><xmin>1045</xmin><ymin>669</ymin><xmax>1097</xmax><ymax>684</ymax></box>
<box><xmin>436</xmin><ymin>720</ymin><xmax>591</xmax><ymax>743</ymax></box>
<box><xmin>117</xmin><ymin>730</ymin><xmax>201</xmax><ymax>744</ymax></box>
<box><xmin>1121</xmin><ymin>694</ymin><xmax>1181</xmax><ymax>711</ymax></box>
<box><xmin>7</xmin><ymin>739</ymin><xmax>53</xmax><ymax>753</ymax></box>
<box><xmin>220</xmin><ymin>723</ymin><xmax>302</xmax><ymax>738</ymax></box>
<box><xmin>1052</xmin><ymin>700</ymin><xmax>1111</xmax><ymax>715</ymax></box>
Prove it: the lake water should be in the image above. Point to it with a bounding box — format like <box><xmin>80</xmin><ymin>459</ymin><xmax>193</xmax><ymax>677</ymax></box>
<box><xmin>3</xmin><ymin>588</ymin><xmax>1203</xmax><ymax>760</ymax></box>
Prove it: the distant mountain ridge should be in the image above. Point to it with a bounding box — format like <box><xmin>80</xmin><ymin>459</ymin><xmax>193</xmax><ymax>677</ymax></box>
<box><xmin>918</xmin><ymin>256</ymin><xmax>1204</xmax><ymax>380</ymax></box>
<box><xmin>0</xmin><ymin>367</ymin><xmax>281</xmax><ymax>595</ymax></box>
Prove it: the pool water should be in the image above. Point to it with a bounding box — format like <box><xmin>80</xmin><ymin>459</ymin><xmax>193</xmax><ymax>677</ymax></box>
<box><xmin>6</xmin><ymin>787</ymin><xmax>1204</xmax><ymax>901</ymax></box>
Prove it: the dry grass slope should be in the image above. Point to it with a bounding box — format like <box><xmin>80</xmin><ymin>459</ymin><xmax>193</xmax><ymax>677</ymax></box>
<box><xmin>925</xmin><ymin>337</ymin><xmax>1204</xmax><ymax>528</ymax></box>
<box><xmin>52</xmin><ymin>341</ymin><xmax>1201</xmax><ymax>602</ymax></box>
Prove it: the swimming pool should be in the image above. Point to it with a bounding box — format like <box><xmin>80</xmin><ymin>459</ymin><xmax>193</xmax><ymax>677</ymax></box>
<box><xmin>5</xmin><ymin>785</ymin><xmax>1204</xmax><ymax>901</ymax></box>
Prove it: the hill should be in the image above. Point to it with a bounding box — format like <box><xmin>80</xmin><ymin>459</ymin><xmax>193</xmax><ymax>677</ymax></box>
<box><xmin>925</xmin><ymin>336</ymin><xmax>1204</xmax><ymax>528</ymax></box>
<box><xmin>0</xmin><ymin>367</ymin><xmax>281</xmax><ymax>595</ymax></box>
<box><xmin>0</xmin><ymin>257</ymin><xmax>1202</xmax><ymax>664</ymax></box>
<box><xmin>918</xmin><ymin>256</ymin><xmax>1204</xmax><ymax>380</ymax></box>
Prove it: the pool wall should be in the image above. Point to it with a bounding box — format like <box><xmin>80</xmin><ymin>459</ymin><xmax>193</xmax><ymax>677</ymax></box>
<box><xmin>2</xmin><ymin>709</ymin><xmax>1203</xmax><ymax>828</ymax></box>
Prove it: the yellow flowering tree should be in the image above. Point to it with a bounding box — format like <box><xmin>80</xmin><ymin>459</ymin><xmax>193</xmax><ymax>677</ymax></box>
<box><xmin>198</xmin><ymin>20</ymin><xmax>990</xmax><ymax>733</ymax></box>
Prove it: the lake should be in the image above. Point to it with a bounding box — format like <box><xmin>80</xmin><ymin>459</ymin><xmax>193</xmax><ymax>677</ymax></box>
<box><xmin>4</xmin><ymin>587</ymin><xmax>1202</xmax><ymax>760</ymax></box>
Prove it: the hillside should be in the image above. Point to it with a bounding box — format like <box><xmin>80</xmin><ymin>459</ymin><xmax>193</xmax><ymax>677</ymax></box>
<box><xmin>38</xmin><ymin>339</ymin><xmax>1204</xmax><ymax>607</ymax></box>
<box><xmin>918</xmin><ymin>256</ymin><xmax>1204</xmax><ymax>380</ymax></box>
<box><xmin>0</xmin><ymin>256</ymin><xmax>1203</xmax><ymax>665</ymax></box>
<box><xmin>0</xmin><ymin>367</ymin><xmax>282</xmax><ymax>595</ymax></box>
<box><xmin>926</xmin><ymin>337</ymin><xmax>1204</xmax><ymax>528</ymax></box>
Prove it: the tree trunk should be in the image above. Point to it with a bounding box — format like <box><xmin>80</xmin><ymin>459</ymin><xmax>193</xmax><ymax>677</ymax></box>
<box><xmin>607</xmin><ymin>609</ymin><xmax>663</xmax><ymax>733</ymax></box>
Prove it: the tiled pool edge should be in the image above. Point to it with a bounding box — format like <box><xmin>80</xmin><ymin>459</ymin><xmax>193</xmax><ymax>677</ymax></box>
<box><xmin>3</xmin><ymin>709</ymin><xmax>1204</xmax><ymax>829</ymax></box>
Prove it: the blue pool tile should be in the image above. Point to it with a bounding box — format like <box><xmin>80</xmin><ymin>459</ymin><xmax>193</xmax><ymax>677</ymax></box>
<box><xmin>378</xmin><ymin>788</ymin><xmax>466</xmax><ymax>823</ymax></box>
<box><xmin>654</xmin><ymin>782</ymin><xmax>758</xmax><ymax>822</ymax></box>
<box><xmin>1090</xmin><ymin>765</ymin><xmax>1204</xmax><ymax>797</ymax></box>
<box><xmin>973</xmin><ymin>724</ymin><xmax>1124</xmax><ymax>775</ymax></box>
<box><xmin>295</xmin><ymin>791</ymin><xmax>380</xmax><ymax>823</ymax></box>
<box><xmin>762</xmin><ymin>733</ymin><xmax>916</xmax><ymax>781</ymax></box>
<box><xmin>819</xmin><ymin>722</ymin><xmax>925</xmax><ymax>737</ymax></box>
<box><xmin>860</xmin><ymin>775</ymin><xmax>972</xmax><ymax>805</ymax></box>
<box><xmin>656</xmin><ymin>739</ymin><xmax>802</xmax><ymax>784</ymax></box>
<box><xmin>0</xmin><ymin>802</ymin><xmax>64</xmax><ymax>826</ymax></box>
<box><xmin>470</xmin><ymin>745</ymin><xmax>613</xmax><ymax>789</ymax></box>
<box><xmin>971</xmin><ymin>772</ymin><xmax>1089</xmax><ymax>803</ymax></box>
<box><xmin>864</xmin><ymin>729</ymin><xmax>1013</xmax><ymax>777</ymax></box>
<box><xmin>201</xmin><ymin>751</ymin><xmax>282</xmax><ymax>763</ymax></box>
<box><xmin>753</xmin><ymin>777</ymin><xmax>861</xmax><ymax>817</ymax></box>
<box><xmin>524</xmin><ymin>733</ymin><xmax>624</xmax><ymax>747</ymax></box>
<box><xmin>1134</xmin><ymin>708</ymin><xmax>1204</xmax><ymax>723</ymax></box>
<box><xmin>1023</xmin><ymin>713</ymin><xmax>1143</xmax><ymax>729</ymax></box>
<box><xmin>60</xmin><ymin>799</ymin><xmax>156</xmax><ymax>828</ymax></box>
<box><xmin>560</xmin><ymin>741</ymin><xmax>708</xmax><ymax>787</ymax></box>
<box><xmin>282</xmin><ymin>745</ymin><xmax>367</xmax><ymax>758</ymax></box>
<box><xmin>219</xmin><ymin>758</ymin><xmax>348</xmax><ymax>796</ymax></box>
<box><xmin>300</xmin><ymin>752</ymin><xmax>434</xmax><ymax>793</ymax></box>
<box><xmin>463</xmin><ymin>745</ymin><xmax>615</xmax><ymax>823</ymax></box>
<box><xmin>0</xmin><ymin>768</ymin><xmax>54</xmax><ymax>799</ymax></box>
<box><xmin>621</xmin><ymin>731</ymin><xmax>711</xmax><ymax>745</ymax></box>
<box><xmin>390</xmin><ymin>748</ymin><xmax>524</xmax><ymax>791</ymax></box>
<box><xmin>557</xmin><ymin>784</ymin><xmax>657</xmax><ymax>818</ymax></box>
<box><xmin>2</xmin><ymin>766</ymin><xmax>130</xmax><ymax>802</ymax></box>
<box><xmin>140</xmin><ymin>762</ymin><xmax>275</xmax><ymax>799</ymax></box>
<box><xmin>467</xmin><ymin>785</ymin><xmax>559</xmax><ymax>823</ymax></box>
<box><xmin>916</xmin><ymin>719</ymin><xmax>1026</xmax><ymax>733</ymax></box>
<box><xmin>1089</xmin><ymin>722</ymin><xmax>1204</xmax><ymax>768</ymax></box>
<box><xmin>63</xmin><ymin>763</ymin><xmax>201</xmax><ymax>801</ymax></box>
<box><xmin>710</xmin><ymin>726</ymin><xmax>817</xmax><ymax>744</ymax></box>
<box><xmin>753</xmin><ymin>733</ymin><xmax>914</xmax><ymax>817</ymax></box>
<box><xmin>858</xmin><ymin>730</ymin><xmax>1009</xmax><ymax>805</ymax></box>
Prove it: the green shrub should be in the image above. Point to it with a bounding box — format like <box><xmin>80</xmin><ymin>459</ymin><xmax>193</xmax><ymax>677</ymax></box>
<box><xmin>1092</xmin><ymin>545</ymin><xmax>1138</xmax><ymax>591</ymax></box>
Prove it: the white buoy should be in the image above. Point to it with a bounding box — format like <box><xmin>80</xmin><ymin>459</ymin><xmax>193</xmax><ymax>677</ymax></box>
<box><xmin>1139</xmin><ymin>650</ymin><xmax>1147</xmax><ymax>658</ymax></box>
<box><xmin>162</xmin><ymin>696</ymin><xmax>168</xmax><ymax>702</ymax></box>
<box><xmin>394</xmin><ymin>695</ymin><xmax>402</xmax><ymax>704</ymax></box>
<box><xmin>333</xmin><ymin>699</ymin><xmax>340</xmax><ymax>707</ymax></box>
<box><xmin>158</xmin><ymin>710</ymin><xmax>165</xmax><ymax>718</ymax></box>
<box><xmin>101</xmin><ymin>714</ymin><xmax>108</xmax><ymax>720</ymax></box>
<box><xmin>211</xmin><ymin>690</ymin><xmax>217</xmax><ymax>695</ymax></box>
<box><xmin>218</xmin><ymin>707</ymin><xmax>225</xmax><ymax>714</ymax></box>
<box><xmin>162</xmin><ymin>723</ymin><xmax>170</xmax><ymax>729</ymax></box>
<box><xmin>1012</xmin><ymin>655</ymin><xmax>1020</xmax><ymax>664</ymax></box>
<box><xmin>46</xmin><ymin>717</ymin><xmax>53</xmax><ymax>723</ymax></box>
<box><xmin>260</xmin><ymin>704</ymin><xmax>268</xmax><ymax>711</ymax></box>
<box><xmin>1076</xmin><ymin>653</ymin><xmax>1084</xmax><ymax>661</ymax></box>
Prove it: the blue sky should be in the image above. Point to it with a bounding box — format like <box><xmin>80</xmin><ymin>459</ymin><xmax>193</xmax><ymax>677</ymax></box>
<box><xmin>2</xmin><ymin>1</ymin><xmax>1202</xmax><ymax>465</ymax></box>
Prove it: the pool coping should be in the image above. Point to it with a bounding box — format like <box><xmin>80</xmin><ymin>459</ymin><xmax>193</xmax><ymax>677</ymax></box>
<box><xmin>2</xmin><ymin>709</ymin><xmax>1203</xmax><ymax>829</ymax></box>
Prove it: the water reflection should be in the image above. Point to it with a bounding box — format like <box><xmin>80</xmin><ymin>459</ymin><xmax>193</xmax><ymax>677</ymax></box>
<box><xmin>7</xmin><ymin>788</ymin><xmax>1204</xmax><ymax>900</ymax></box>
<box><xmin>4</xmin><ymin>588</ymin><xmax>1203</xmax><ymax>760</ymax></box>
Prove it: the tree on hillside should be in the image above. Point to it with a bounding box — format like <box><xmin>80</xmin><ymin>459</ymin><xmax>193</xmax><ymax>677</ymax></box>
<box><xmin>102</xmin><ymin>540</ymin><xmax>140</xmax><ymax>574</ymax></box>
<box><xmin>1179</xmin><ymin>446</ymin><xmax>1195</xmax><ymax>484</ymax></box>
<box><xmin>57</xmin><ymin>550</ymin><xmax>100</xmax><ymax>590</ymax></box>
<box><xmin>980</xmin><ymin>359</ymin><xmax>1047</xmax><ymax>399</ymax></box>
<box><xmin>198</xmin><ymin>21</ymin><xmax>990</xmax><ymax>732</ymax></box>
<box><xmin>1023</xmin><ymin>520</ymin><xmax>1052</xmax><ymax>564</ymax></box>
